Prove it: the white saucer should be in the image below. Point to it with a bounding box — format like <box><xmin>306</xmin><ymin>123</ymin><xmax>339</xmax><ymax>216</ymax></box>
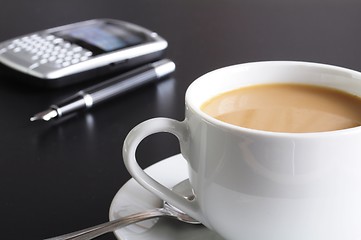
<box><xmin>109</xmin><ymin>154</ymin><xmax>223</xmax><ymax>240</ymax></box>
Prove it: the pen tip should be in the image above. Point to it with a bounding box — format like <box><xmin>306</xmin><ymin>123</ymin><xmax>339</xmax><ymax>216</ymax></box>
<box><xmin>30</xmin><ymin>109</ymin><xmax>58</xmax><ymax>121</ymax></box>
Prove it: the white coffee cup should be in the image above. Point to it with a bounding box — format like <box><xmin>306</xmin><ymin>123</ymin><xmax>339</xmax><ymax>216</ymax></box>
<box><xmin>123</xmin><ymin>61</ymin><xmax>361</xmax><ymax>240</ymax></box>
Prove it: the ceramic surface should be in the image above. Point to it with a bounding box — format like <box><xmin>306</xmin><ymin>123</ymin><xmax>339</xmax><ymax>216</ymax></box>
<box><xmin>109</xmin><ymin>154</ymin><xmax>222</xmax><ymax>240</ymax></box>
<box><xmin>123</xmin><ymin>62</ymin><xmax>361</xmax><ymax>240</ymax></box>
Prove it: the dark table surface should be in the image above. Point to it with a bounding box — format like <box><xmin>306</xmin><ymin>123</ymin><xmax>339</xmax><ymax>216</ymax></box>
<box><xmin>1</xmin><ymin>0</ymin><xmax>361</xmax><ymax>239</ymax></box>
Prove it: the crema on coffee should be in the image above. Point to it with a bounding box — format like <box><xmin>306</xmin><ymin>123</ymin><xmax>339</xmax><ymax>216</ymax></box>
<box><xmin>201</xmin><ymin>83</ymin><xmax>361</xmax><ymax>133</ymax></box>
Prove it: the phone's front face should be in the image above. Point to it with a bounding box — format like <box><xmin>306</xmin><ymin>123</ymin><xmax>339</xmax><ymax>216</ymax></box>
<box><xmin>52</xmin><ymin>21</ymin><xmax>150</xmax><ymax>55</ymax></box>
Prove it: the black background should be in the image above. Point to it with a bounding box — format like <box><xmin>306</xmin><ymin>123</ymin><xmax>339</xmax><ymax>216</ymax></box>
<box><xmin>1</xmin><ymin>0</ymin><xmax>361</xmax><ymax>239</ymax></box>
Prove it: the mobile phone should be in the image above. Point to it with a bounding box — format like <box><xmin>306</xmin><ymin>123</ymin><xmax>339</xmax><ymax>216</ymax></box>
<box><xmin>0</xmin><ymin>19</ymin><xmax>167</xmax><ymax>88</ymax></box>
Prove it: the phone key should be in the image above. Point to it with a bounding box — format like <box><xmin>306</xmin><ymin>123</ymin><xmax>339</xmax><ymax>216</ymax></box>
<box><xmin>49</xmin><ymin>56</ymin><xmax>57</xmax><ymax>62</ymax></box>
<box><xmin>40</xmin><ymin>59</ymin><xmax>48</xmax><ymax>64</ymax></box>
<box><xmin>30</xmin><ymin>34</ymin><xmax>39</xmax><ymax>39</ymax></box>
<box><xmin>46</xmin><ymin>35</ymin><xmax>55</xmax><ymax>41</ymax></box>
<box><xmin>84</xmin><ymin>51</ymin><xmax>92</xmax><ymax>57</ymax></box>
<box><xmin>8</xmin><ymin>44</ymin><xmax>15</xmax><ymax>49</ymax></box>
<box><xmin>62</xmin><ymin>61</ymin><xmax>70</xmax><ymax>67</ymax></box>
<box><xmin>80</xmin><ymin>56</ymin><xmax>88</xmax><ymax>61</ymax></box>
<box><xmin>29</xmin><ymin>63</ymin><xmax>39</xmax><ymax>69</ymax></box>
<box><xmin>71</xmin><ymin>59</ymin><xmax>79</xmax><ymax>64</ymax></box>
<box><xmin>73</xmin><ymin>46</ymin><xmax>83</xmax><ymax>52</ymax></box>
<box><xmin>13</xmin><ymin>47</ymin><xmax>21</xmax><ymax>52</ymax></box>
<box><xmin>25</xmin><ymin>46</ymin><xmax>33</xmax><ymax>51</ymax></box>
<box><xmin>21</xmin><ymin>36</ymin><xmax>30</xmax><ymax>41</ymax></box>
<box><xmin>53</xmin><ymin>38</ymin><xmax>64</xmax><ymax>44</ymax></box>
<box><xmin>42</xmin><ymin>41</ymin><xmax>51</xmax><ymax>46</ymax></box>
<box><xmin>40</xmin><ymin>46</ymin><xmax>48</xmax><ymax>51</ymax></box>
<box><xmin>55</xmin><ymin>59</ymin><xmax>63</xmax><ymax>64</ymax></box>
<box><xmin>31</xmin><ymin>55</ymin><xmax>39</xmax><ymax>61</ymax></box>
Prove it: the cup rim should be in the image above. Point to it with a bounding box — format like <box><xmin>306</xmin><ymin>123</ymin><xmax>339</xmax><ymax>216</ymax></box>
<box><xmin>185</xmin><ymin>61</ymin><xmax>361</xmax><ymax>138</ymax></box>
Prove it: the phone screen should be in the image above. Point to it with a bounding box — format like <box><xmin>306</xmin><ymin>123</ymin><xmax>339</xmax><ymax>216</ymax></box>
<box><xmin>55</xmin><ymin>22</ymin><xmax>146</xmax><ymax>53</ymax></box>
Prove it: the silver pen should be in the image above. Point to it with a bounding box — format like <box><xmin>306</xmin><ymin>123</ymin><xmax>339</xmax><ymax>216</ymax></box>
<box><xmin>30</xmin><ymin>59</ymin><xmax>175</xmax><ymax>121</ymax></box>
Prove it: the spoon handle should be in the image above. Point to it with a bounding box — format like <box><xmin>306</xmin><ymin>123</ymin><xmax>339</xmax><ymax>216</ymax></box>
<box><xmin>44</xmin><ymin>208</ymin><xmax>166</xmax><ymax>240</ymax></box>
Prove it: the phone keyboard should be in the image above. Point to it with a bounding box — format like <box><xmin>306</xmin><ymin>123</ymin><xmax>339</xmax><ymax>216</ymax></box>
<box><xmin>0</xmin><ymin>34</ymin><xmax>93</xmax><ymax>70</ymax></box>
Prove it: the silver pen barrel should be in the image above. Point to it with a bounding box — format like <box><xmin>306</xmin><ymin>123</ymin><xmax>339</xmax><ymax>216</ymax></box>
<box><xmin>30</xmin><ymin>59</ymin><xmax>175</xmax><ymax>121</ymax></box>
<box><xmin>88</xmin><ymin>59</ymin><xmax>175</xmax><ymax>105</ymax></box>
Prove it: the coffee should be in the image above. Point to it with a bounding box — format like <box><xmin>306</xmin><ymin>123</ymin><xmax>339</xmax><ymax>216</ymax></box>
<box><xmin>201</xmin><ymin>83</ymin><xmax>361</xmax><ymax>133</ymax></box>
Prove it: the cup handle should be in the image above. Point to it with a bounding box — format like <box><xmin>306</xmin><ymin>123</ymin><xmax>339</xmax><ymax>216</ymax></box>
<box><xmin>122</xmin><ymin>117</ymin><xmax>200</xmax><ymax>220</ymax></box>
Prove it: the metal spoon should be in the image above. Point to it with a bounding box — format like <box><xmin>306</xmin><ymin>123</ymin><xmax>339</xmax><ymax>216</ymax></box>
<box><xmin>44</xmin><ymin>179</ymin><xmax>200</xmax><ymax>240</ymax></box>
